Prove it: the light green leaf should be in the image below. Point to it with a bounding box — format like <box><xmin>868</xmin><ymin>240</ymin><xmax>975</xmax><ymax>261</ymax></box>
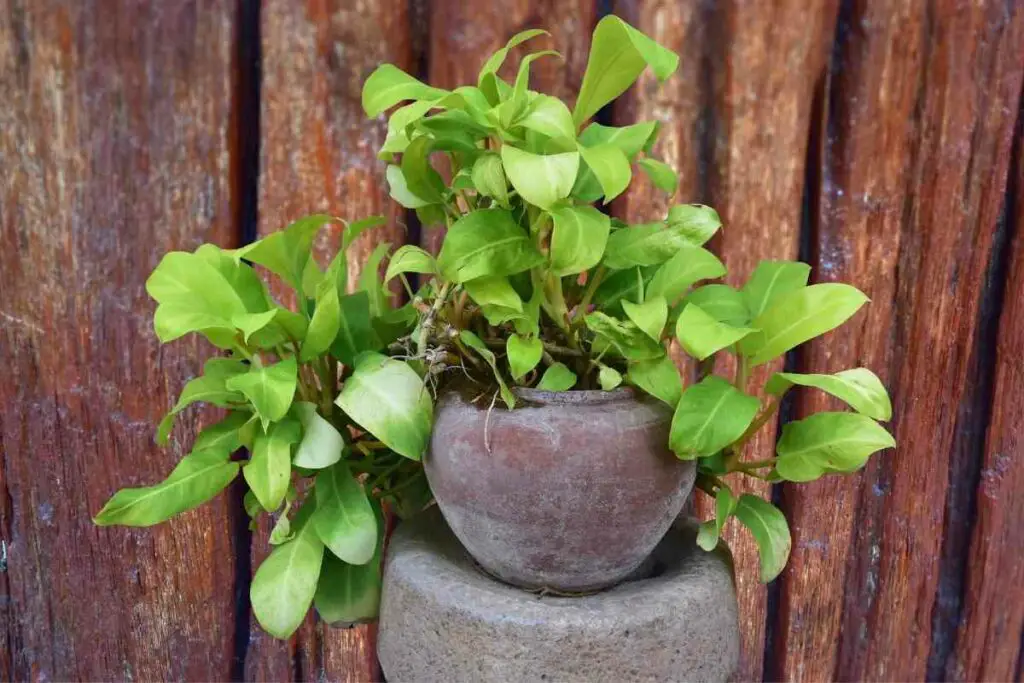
<box><xmin>638</xmin><ymin>158</ymin><xmax>678</xmax><ymax>193</ymax></box>
<box><xmin>578</xmin><ymin>121</ymin><xmax>658</xmax><ymax>158</ymax></box>
<box><xmin>627</xmin><ymin>354</ymin><xmax>682</xmax><ymax>407</ymax></box>
<box><xmin>464</xmin><ymin>276</ymin><xmax>522</xmax><ymax>311</ymax></box>
<box><xmin>603</xmin><ymin>223</ymin><xmax>693</xmax><ymax>270</ymax></box>
<box><xmin>593</xmin><ymin>266</ymin><xmax>653</xmax><ymax>310</ymax></box>
<box><xmin>500</xmin><ymin>146</ymin><xmax>579</xmax><ymax>210</ymax></box>
<box><xmin>93</xmin><ymin>450</ymin><xmax>239</xmax><ymax>527</ymax></box>
<box><xmin>573</xmin><ymin>15</ymin><xmax>679</xmax><ymax>127</ymax></box>
<box><xmin>478</xmin><ymin>29</ymin><xmax>550</xmax><ymax>83</ymax></box>
<box><xmin>507</xmin><ymin>335</ymin><xmax>543</xmax><ymax>380</ymax></box>
<box><xmin>598</xmin><ymin>364</ymin><xmax>623</xmax><ymax>391</ymax></box>
<box><xmin>742</xmin><ymin>261</ymin><xmax>812</xmax><ymax>319</ymax></box>
<box><xmin>269</xmin><ymin>511</ymin><xmax>294</xmax><ymax>545</ymax></box>
<box><xmin>157</xmin><ymin>361</ymin><xmax>247</xmax><ymax>445</ymax></box>
<box><xmin>775</xmin><ymin>412</ymin><xmax>895</xmax><ymax>483</ymax></box>
<box><xmin>766</xmin><ymin>368</ymin><xmax>892</xmax><ymax>421</ymax></box>
<box><xmin>684</xmin><ymin>285</ymin><xmax>750</xmax><ymax>327</ymax></box>
<box><xmin>358</xmin><ymin>241</ymin><xmax>392</xmax><ymax>317</ymax></box>
<box><xmin>504</xmin><ymin>51</ymin><xmax>561</xmax><ymax>126</ymax></box>
<box><xmin>669</xmin><ymin>376</ymin><xmax>759</xmax><ymax>459</ymax></box>
<box><xmin>311</xmin><ymin>462</ymin><xmax>377</xmax><ymax>565</ymax></box>
<box><xmin>292</xmin><ymin>402</ymin><xmax>344</xmax><ymax>469</ymax></box>
<box><xmin>516</xmin><ymin>94</ymin><xmax>575</xmax><ymax>140</ymax></box>
<box><xmin>232</xmin><ymin>310</ymin><xmax>279</xmax><ymax>344</ymax></box>
<box><xmin>230</xmin><ymin>215</ymin><xmax>342</xmax><ymax>292</ymax></box>
<box><xmin>385</xmin><ymin>245</ymin><xmax>437</xmax><ymax>283</ymax></box>
<box><xmin>733</xmin><ymin>494</ymin><xmax>791</xmax><ymax>583</ymax></box>
<box><xmin>386</xmin><ymin>164</ymin><xmax>432</xmax><ymax>209</ymax></box>
<box><xmin>315</xmin><ymin>550</ymin><xmax>382</xmax><ymax>626</ymax></box>
<box><xmin>342</xmin><ymin>216</ymin><xmax>388</xmax><ymax>252</ymax></box>
<box><xmin>225</xmin><ymin>357</ymin><xmax>298</xmax><ymax>430</ymax></box>
<box><xmin>549</xmin><ymin>205</ymin><xmax>611</xmax><ymax>276</ymax></box>
<box><xmin>646</xmin><ymin>246</ymin><xmax>725</xmax><ymax>304</ymax></box>
<box><xmin>400</xmin><ymin>136</ymin><xmax>445</xmax><ymax>203</ymax></box>
<box><xmin>675</xmin><ymin>303</ymin><xmax>755</xmax><ymax>361</ymax></box>
<box><xmin>250</xmin><ymin>500</ymin><xmax>324</xmax><ymax>638</ymax></box>
<box><xmin>622</xmin><ymin>296</ymin><xmax>668</xmax><ymax>342</ymax></box>
<box><xmin>577</xmin><ymin>143</ymin><xmax>631</xmax><ymax>203</ymax></box>
<box><xmin>459</xmin><ymin>330</ymin><xmax>515</xmax><ymax>409</ymax></box>
<box><xmin>536</xmin><ymin>362</ymin><xmax>577</xmax><ymax>391</ymax></box>
<box><xmin>436</xmin><ymin>208</ymin><xmax>543</xmax><ymax>282</ymax></box>
<box><xmin>739</xmin><ymin>284</ymin><xmax>869</xmax><ymax>366</ymax></box>
<box><xmin>471</xmin><ymin>154</ymin><xmax>510</xmax><ymax>207</ymax></box>
<box><xmin>696</xmin><ymin>484</ymin><xmax>737</xmax><ymax>551</ymax></box>
<box><xmin>585</xmin><ymin>311</ymin><xmax>664</xmax><ymax>361</ymax></box>
<box><xmin>666</xmin><ymin>205</ymin><xmax>721</xmax><ymax>246</ymax></box>
<box><xmin>191</xmin><ymin>411</ymin><xmax>252</xmax><ymax>454</ymax></box>
<box><xmin>332</xmin><ymin>292</ymin><xmax>382</xmax><ymax>366</ymax></box>
<box><xmin>300</xmin><ymin>283</ymin><xmax>341</xmax><ymax>362</ymax></box>
<box><xmin>336</xmin><ymin>353</ymin><xmax>433</xmax><ymax>460</ymax></box>
<box><xmin>362</xmin><ymin>63</ymin><xmax>449</xmax><ymax>117</ymax></box>
<box><xmin>244</xmin><ymin>418</ymin><xmax>301</xmax><ymax>511</ymax></box>
<box><xmin>195</xmin><ymin>243</ymin><xmax>272</xmax><ymax>313</ymax></box>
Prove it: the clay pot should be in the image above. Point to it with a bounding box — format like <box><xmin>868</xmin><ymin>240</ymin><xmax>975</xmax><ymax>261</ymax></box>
<box><xmin>424</xmin><ymin>385</ymin><xmax>696</xmax><ymax>592</ymax></box>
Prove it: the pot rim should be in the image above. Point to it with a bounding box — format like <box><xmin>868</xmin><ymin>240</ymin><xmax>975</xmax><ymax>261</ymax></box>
<box><xmin>511</xmin><ymin>386</ymin><xmax>637</xmax><ymax>406</ymax></box>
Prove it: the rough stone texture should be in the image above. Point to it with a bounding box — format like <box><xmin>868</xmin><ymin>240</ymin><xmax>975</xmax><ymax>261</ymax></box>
<box><xmin>426</xmin><ymin>386</ymin><xmax>696</xmax><ymax>592</ymax></box>
<box><xmin>378</xmin><ymin>508</ymin><xmax>739</xmax><ymax>683</ymax></box>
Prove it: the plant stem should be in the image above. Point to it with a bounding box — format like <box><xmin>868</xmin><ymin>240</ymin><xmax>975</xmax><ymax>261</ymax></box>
<box><xmin>480</xmin><ymin>337</ymin><xmax>585</xmax><ymax>358</ymax></box>
<box><xmin>417</xmin><ymin>281</ymin><xmax>451</xmax><ymax>356</ymax></box>
<box><xmin>573</xmin><ymin>266</ymin><xmax>607</xmax><ymax>325</ymax></box>
<box><xmin>734</xmin><ymin>353</ymin><xmax>749</xmax><ymax>392</ymax></box>
<box><xmin>734</xmin><ymin>396</ymin><xmax>782</xmax><ymax>450</ymax></box>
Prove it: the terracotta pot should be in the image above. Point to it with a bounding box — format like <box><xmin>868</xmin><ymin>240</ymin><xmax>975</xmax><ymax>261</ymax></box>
<box><xmin>424</xmin><ymin>385</ymin><xmax>696</xmax><ymax>592</ymax></box>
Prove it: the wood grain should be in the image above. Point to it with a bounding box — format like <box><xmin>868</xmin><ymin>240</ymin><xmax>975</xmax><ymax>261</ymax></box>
<box><xmin>0</xmin><ymin>1</ymin><xmax>238</xmax><ymax>680</ymax></box>
<box><xmin>950</xmin><ymin>108</ymin><xmax>1024</xmax><ymax>682</ymax></box>
<box><xmin>252</xmin><ymin>1</ymin><xmax>413</xmax><ymax>679</ymax></box>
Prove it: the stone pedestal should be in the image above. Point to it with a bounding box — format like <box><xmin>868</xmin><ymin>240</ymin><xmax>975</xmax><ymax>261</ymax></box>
<box><xmin>378</xmin><ymin>508</ymin><xmax>740</xmax><ymax>683</ymax></box>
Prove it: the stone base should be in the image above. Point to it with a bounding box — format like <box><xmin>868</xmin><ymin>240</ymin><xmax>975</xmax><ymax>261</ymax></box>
<box><xmin>378</xmin><ymin>508</ymin><xmax>740</xmax><ymax>683</ymax></box>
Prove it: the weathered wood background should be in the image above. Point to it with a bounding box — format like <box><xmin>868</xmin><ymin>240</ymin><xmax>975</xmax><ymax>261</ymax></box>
<box><xmin>1</xmin><ymin>1</ymin><xmax>1022</xmax><ymax>681</ymax></box>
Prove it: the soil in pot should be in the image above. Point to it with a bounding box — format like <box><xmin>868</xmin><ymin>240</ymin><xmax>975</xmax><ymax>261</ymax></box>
<box><xmin>424</xmin><ymin>383</ymin><xmax>696</xmax><ymax>592</ymax></box>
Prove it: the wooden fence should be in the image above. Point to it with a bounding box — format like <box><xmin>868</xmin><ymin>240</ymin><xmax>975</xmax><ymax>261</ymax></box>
<box><xmin>2</xmin><ymin>1</ymin><xmax>1022</xmax><ymax>680</ymax></box>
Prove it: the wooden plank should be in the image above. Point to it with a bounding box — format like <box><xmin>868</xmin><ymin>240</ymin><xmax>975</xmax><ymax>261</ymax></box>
<box><xmin>948</xmin><ymin>100</ymin><xmax>1024</xmax><ymax>682</ymax></box>
<box><xmin>0</xmin><ymin>1</ymin><xmax>238</xmax><ymax>680</ymax></box>
<box><xmin>770</xmin><ymin>2</ymin><xmax>1024</xmax><ymax>681</ymax></box>
<box><xmin>252</xmin><ymin>1</ymin><xmax>413</xmax><ymax>679</ymax></box>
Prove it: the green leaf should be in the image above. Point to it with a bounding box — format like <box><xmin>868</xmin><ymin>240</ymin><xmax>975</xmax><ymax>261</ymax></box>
<box><xmin>593</xmin><ymin>266</ymin><xmax>653</xmax><ymax>310</ymax></box>
<box><xmin>627</xmin><ymin>354</ymin><xmax>682</xmax><ymax>407</ymax></box>
<box><xmin>646</xmin><ymin>246</ymin><xmax>725</xmax><ymax>304</ymax></box>
<box><xmin>358</xmin><ymin>241</ymin><xmax>392</xmax><ymax>317</ymax></box>
<box><xmin>292</xmin><ymin>402</ymin><xmax>344</xmax><ymax>469</ymax></box>
<box><xmin>362</xmin><ymin>63</ymin><xmax>449</xmax><ymax>117</ymax></box>
<box><xmin>598</xmin><ymin>364</ymin><xmax>623</xmax><ymax>391</ymax></box>
<box><xmin>504</xmin><ymin>51</ymin><xmax>561</xmax><ymax>126</ymax></box>
<box><xmin>766</xmin><ymin>368</ymin><xmax>892</xmax><ymax>421</ymax></box>
<box><xmin>225</xmin><ymin>357</ymin><xmax>298</xmax><ymax>430</ymax></box>
<box><xmin>549</xmin><ymin>206</ymin><xmax>611</xmax><ymax>276</ymax></box>
<box><xmin>385</xmin><ymin>245</ymin><xmax>436</xmax><ymax>283</ymax></box>
<box><xmin>585</xmin><ymin>311</ymin><xmax>663</xmax><ymax>361</ymax></box>
<box><xmin>315</xmin><ymin>551</ymin><xmax>381</xmax><ymax>626</ymax></box>
<box><xmin>675</xmin><ymin>303</ymin><xmax>755</xmax><ymax>361</ymax></box>
<box><xmin>332</xmin><ymin>292</ymin><xmax>382</xmax><ymax>366</ymax></box>
<box><xmin>622</xmin><ymin>296</ymin><xmax>668</xmax><ymax>342</ymax></box>
<box><xmin>742</xmin><ymin>261</ymin><xmax>812</xmax><ymax>319</ymax></box>
<box><xmin>516</xmin><ymin>94</ymin><xmax>575</xmax><ymax>141</ymax></box>
<box><xmin>192</xmin><ymin>411</ymin><xmax>253</xmax><ymax>453</ymax></box>
<box><xmin>230</xmin><ymin>215</ymin><xmax>341</xmax><ymax>292</ymax></box>
<box><xmin>669</xmin><ymin>376</ymin><xmax>759</xmax><ymax>459</ymax></box>
<box><xmin>775</xmin><ymin>412</ymin><xmax>895</xmax><ymax>483</ymax></box>
<box><xmin>336</xmin><ymin>353</ymin><xmax>433</xmax><ymax>460</ymax></box>
<box><xmin>300</xmin><ymin>282</ymin><xmax>342</xmax><ymax>362</ymax></box>
<box><xmin>232</xmin><ymin>310</ymin><xmax>279</xmax><ymax>344</ymax></box>
<box><xmin>311</xmin><ymin>462</ymin><xmax>377</xmax><ymax>565</ymax></box>
<box><xmin>638</xmin><ymin>158</ymin><xmax>678</xmax><ymax>193</ymax></box>
<box><xmin>577</xmin><ymin>144</ymin><xmax>631</xmax><ymax>203</ymax></box>
<box><xmin>684</xmin><ymin>284</ymin><xmax>749</xmax><ymax>327</ymax></box>
<box><xmin>478</xmin><ymin>29</ymin><xmax>549</xmax><ymax>83</ymax></box>
<box><xmin>739</xmin><ymin>284</ymin><xmax>869</xmax><ymax>366</ymax></box>
<box><xmin>578</xmin><ymin>121</ymin><xmax>658</xmax><ymax>158</ymax></box>
<box><xmin>603</xmin><ymin>223</ymin><xmax>693</xmax><ymax>270</ymax></box>
<box><xmin>436</xmin><ymin>208</ymin><xmax>543</xmax><ymax>283</ymax></box>
<box><xmin>250</xmin><ymin>500</ymin><xmax>324</xmax><ymax>638</ymax></box>
<box><xmin>500</xmin><ymin>146</ymin><xmax>579</xmax><ymax>210</ymax></box>
<box><xmin>733</xmin><ymin>494</ymin><xmax>791</xmax><ymax>583</ymax></box>
<box><xmin>244</xmin><ymin>490</ymin><xmax>264</xmax><ymax>519</ymax></box>
<box><xmin>696</xmin><ymin>485</ymin><xmax>737</xmax><ymax>551</ymax></box>
<box><xmin>536</xmin><ymin>362</ymin><xmax>577</xmax><ymax>391</ymax></box>
<box><xmin>459</xmin><ymin>330</ymin><xmax>515</xmax><ymax>409</ymax></box>
<box><xmin>157</xmin><ymin>360</ymin><xmax>247</xmax><ymax>444</ymax></box>
<box><xmin>269</xmin><ymin>511</ymin><xmax>294</xmax><ymax>545</ymax></box>
<box><xmin>386</xmin><ymin>164</ymin><xmax>432</xmax><ymax>209</ymax></box>
<box><xmin>470</xmin><ymin>153</ymin><xmax>510</xmax><ymax>207</ymax></box>
<box><xmin>400</xmin><ymin>136</ymin><xmax>445</xmax><ymax>203</ymax></box>
<box><xmin>94</xmin><ymin>450</ymin><xmax>239</xmax><ymax>527</ymax></box>
<box><xmin>342</xmin><ymin>216</ymin><xmax>388</xmax><ymax>253</ymax></box>
<box><xmin>507</xmin><ymin>335</ymin><xmax>543</xmax><ymax>380</ymax></box>
<box><xmin>244</xmin><ymin>418</ymin><xmax>301</xmax><ymax>511</ymax></box>
<box><xmin>195</xmin><ymin>244</ymin><xmax>273</xmax><ymax>313</ymax></box>
<box><xmin>666</xmin><ymin>205</ymin><xmax>721</xmax><ymax>246</ymax></box>
<box><xmin>464</xmin><ymin>276</ymin><xmax>523</xmax><ymax>311</ymax></box>
<box><xmin>573</xmin><ymin>15</ymin><xmax>679</xmax><ymax>127</ymax></box>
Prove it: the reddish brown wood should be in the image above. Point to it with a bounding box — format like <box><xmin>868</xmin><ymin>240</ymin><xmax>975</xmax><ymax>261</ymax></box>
<box><xmin>253</xmin><ymin>1</ymin><xmax>414</xmax><ymax>679</ymax></box>
<box><xmin>0</xmin><ymin>1</ymin><xmax>238</xmax><ymax>680</ymax></box>
<box><xmin>947</xmin><ymin>98</ymin><xmax>1024</xmax><ymax>683</ymax></box>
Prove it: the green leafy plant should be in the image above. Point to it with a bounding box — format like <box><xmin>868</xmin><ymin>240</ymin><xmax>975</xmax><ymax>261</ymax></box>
<box><xmin>93</xmin><ymin>215</ymin><xmax>433</xmax><ymax>638</ymax></box>
<box><xmin>361</xmin><ymin>15</ymin><xmax>895</xmax><ymax>582</ymax></box>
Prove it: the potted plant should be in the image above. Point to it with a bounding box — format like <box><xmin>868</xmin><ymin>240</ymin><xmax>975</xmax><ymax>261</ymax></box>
<box><xmin>361</xmin><ymin>14</ymin><xmax>895</xmax><ymax>591</ymax></box>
